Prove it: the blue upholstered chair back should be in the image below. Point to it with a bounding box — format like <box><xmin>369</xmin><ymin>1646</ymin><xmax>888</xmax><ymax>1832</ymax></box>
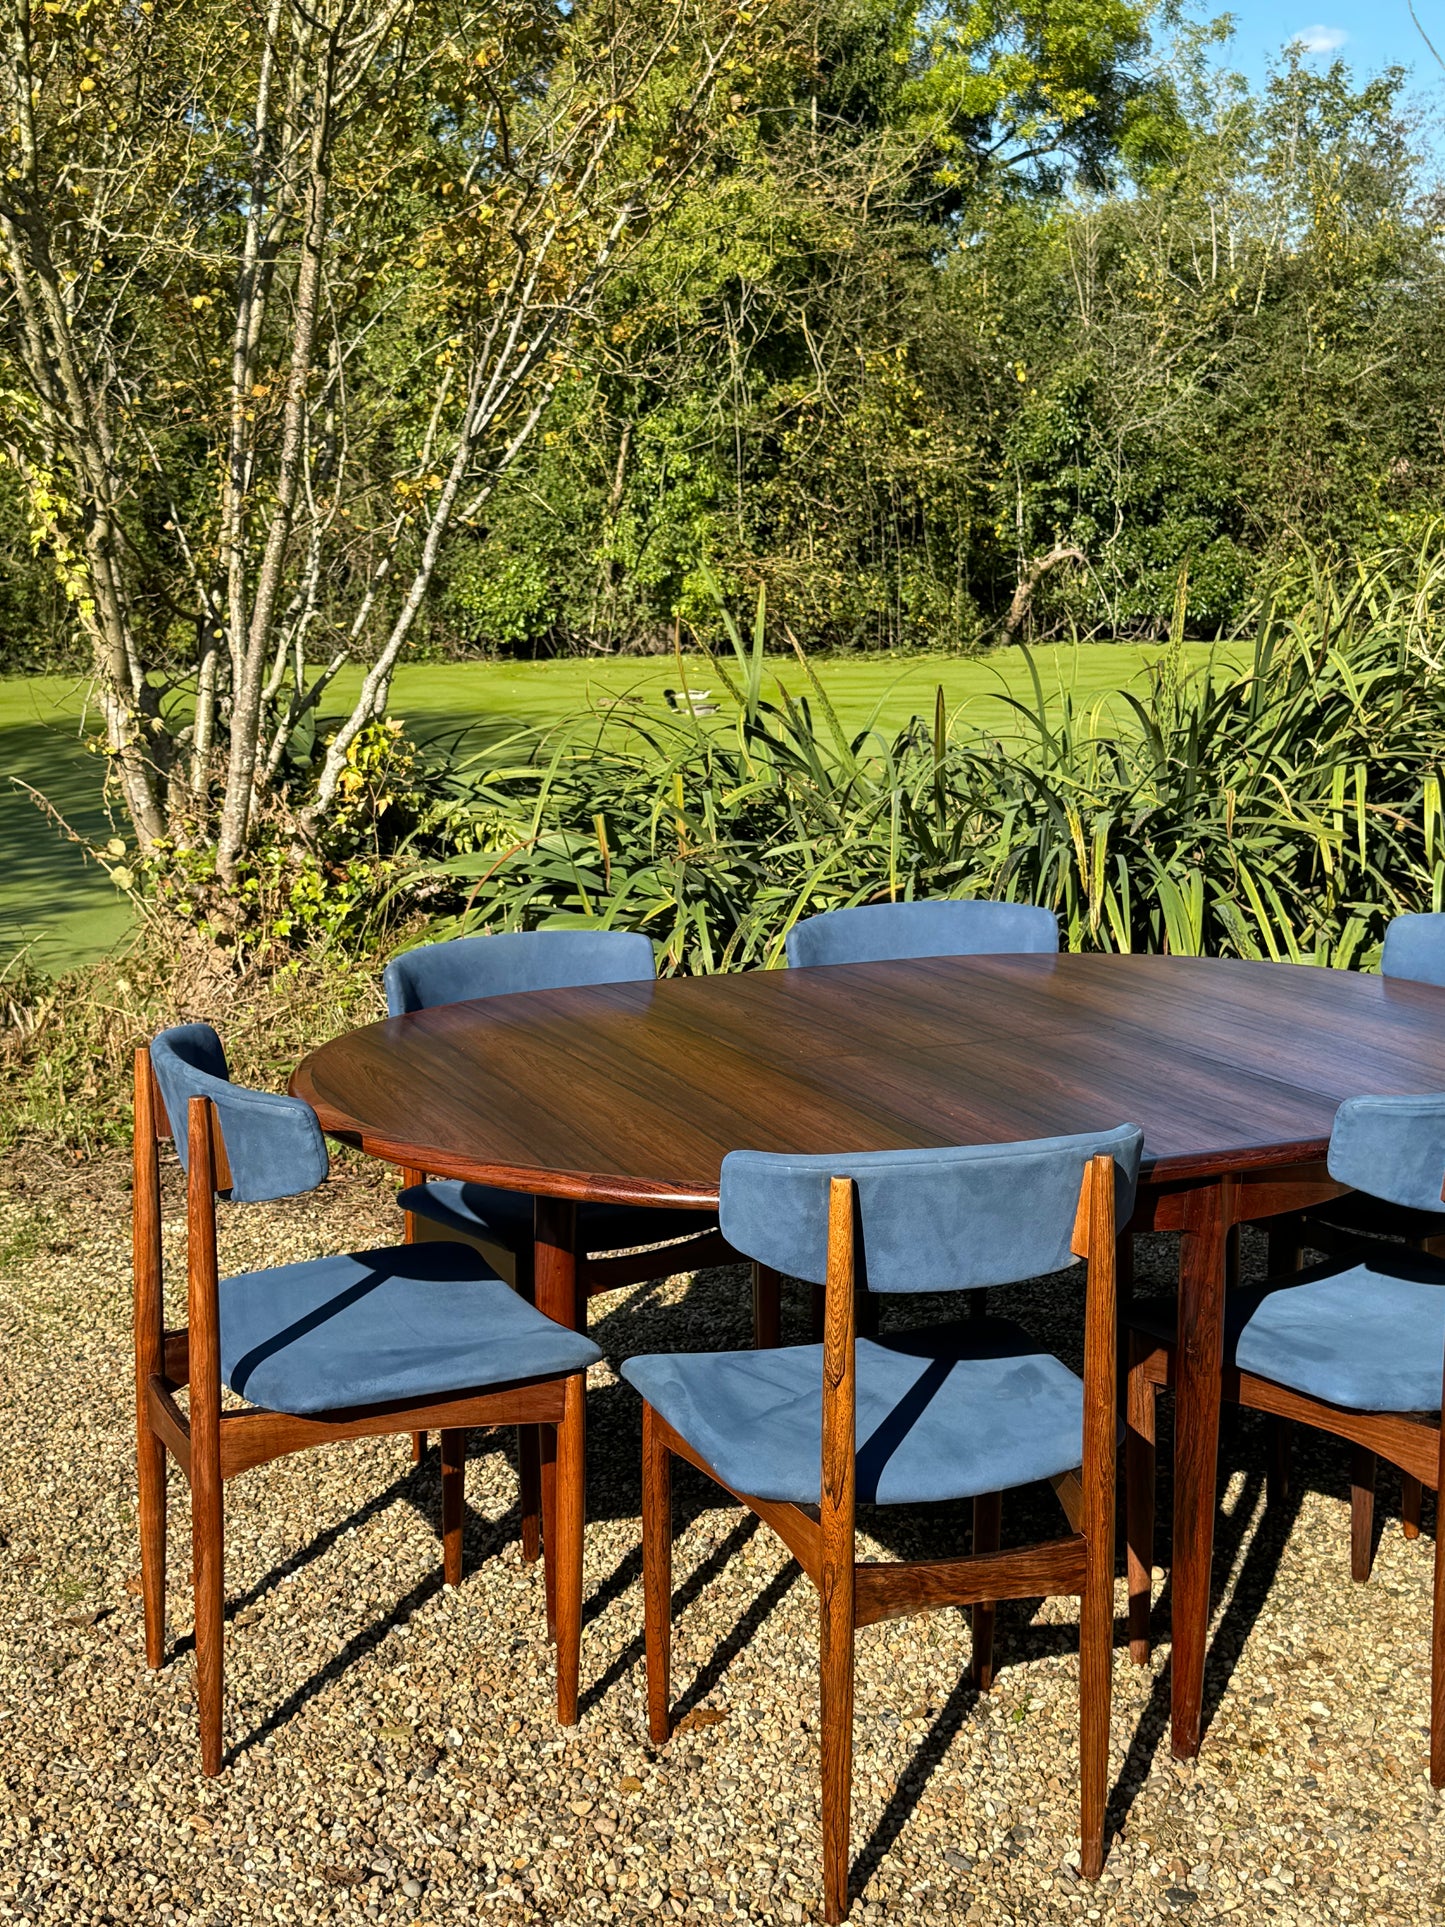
<box><xmin>1328</xmin><ymin>1092</ymin><xmax>1445</xmax><ymax>1216</ymax></box>
<box><xmin>383</xmin><ymin>929</ymin><xmax>656</xmax><ymax>1016</ymax></box>
<box><xmin>149</xmin><ymin>1024</ymin><xmax>330</xmax><ymax>1205</ymax></box>
<box><xmin>785</xmin><ymin>898</ymin><xmax>1059</xmax><ymax>969</ymax></box>
<box><xmin>1380</xmin><ymin>912</ymin><xmax>1445</xmax><ymax>989</ymax></box>
<box><xmin>719</xmin><ymin>1125</ymin><xmax>1143</xmax><ymax>1292</ymax></box>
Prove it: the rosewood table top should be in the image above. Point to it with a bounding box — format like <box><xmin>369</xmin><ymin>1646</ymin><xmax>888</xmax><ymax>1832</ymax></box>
<box><xmin>291</xmin><ymin>951</ymin><xmax>1445</xmax><ymax>1206</ymax></box>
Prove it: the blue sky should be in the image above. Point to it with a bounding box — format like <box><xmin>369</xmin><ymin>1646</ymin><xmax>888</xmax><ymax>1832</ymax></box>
<box><xmin>1212</xmin><ymin>0</ymin><xmax>1444</xmax><ymax>95</ymax></box>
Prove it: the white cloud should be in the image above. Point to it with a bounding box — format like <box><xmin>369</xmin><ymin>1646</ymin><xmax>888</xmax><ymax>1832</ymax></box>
<box><xmin>1292</xmin><ymin>23</ymin><xmax>1349</xmax><ymax>52</ymax></box>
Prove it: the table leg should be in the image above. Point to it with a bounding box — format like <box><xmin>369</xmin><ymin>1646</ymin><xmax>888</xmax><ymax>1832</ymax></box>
<box><xmin>534</xmin><ymin>1197</ymin><xmax>579</xmax><ymax>1643</ymax></box>
<box><xmin>1170</xmin><ymin>1177</ymin><xmax>1232</xmax><ymax>1760</ymax></box>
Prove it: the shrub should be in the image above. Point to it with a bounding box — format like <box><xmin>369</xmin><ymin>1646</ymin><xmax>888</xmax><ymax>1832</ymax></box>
<box><xmin>406</xmin><ymin>566</ymin><xmax>1445</xmax><ymax>971</ymax></box>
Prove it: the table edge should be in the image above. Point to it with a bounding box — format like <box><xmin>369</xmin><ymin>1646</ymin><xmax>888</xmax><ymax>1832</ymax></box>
<box><xmin>290</xmin><ymin>1054</ymin><xmax>1334</xmax><ymax>1204</ymax></box>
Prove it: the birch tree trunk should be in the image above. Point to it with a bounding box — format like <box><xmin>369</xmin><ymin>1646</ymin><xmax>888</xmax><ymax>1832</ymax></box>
<box><xmin>0</xmin><ymin>0</ymin><xmax>789</xmax><ymax>895</ymax></box>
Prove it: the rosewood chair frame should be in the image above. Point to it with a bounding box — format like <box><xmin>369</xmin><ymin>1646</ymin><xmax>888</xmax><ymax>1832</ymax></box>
<box><xmin>132</xmin><ymin>1051</ymin><xmax>588</xmax><ymax>1775</ymax></box>
<box><xmin>1124</xmin><ymin>1286</ymin><xmax>1445</xmax><ymax>1786</ymax></box>
<box><xmin>639</xmin><ymin>1153</ymin><xmax>1124</xmax><ymax>1924</ymax></box>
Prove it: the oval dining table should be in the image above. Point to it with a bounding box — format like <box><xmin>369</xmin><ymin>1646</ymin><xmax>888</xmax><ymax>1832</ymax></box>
<box><xmin>291</xmin><ymin>949</ymin><xmax>1445</xmax><ymax>1761</ymax></box>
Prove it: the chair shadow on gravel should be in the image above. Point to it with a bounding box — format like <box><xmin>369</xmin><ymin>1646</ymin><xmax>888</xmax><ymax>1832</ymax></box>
<box><xmin>226</xmin><ymin>1508</ymin><xmax>519</xmax><ymax>1769</ymax></box>
<box><xmin>163</xmin><ymin>1437</ymin><xmax>529</xmax><ymax>1761</ymax></box>
<box><xmin>165</xmin><ymin>1454</ymin><xmax>442</xmax><ymax>1659</ymax></box>
<box><xmin>578</xmin><ymin>1509</ymin><xmax>796</xmax><ymax>1720</ymax></box>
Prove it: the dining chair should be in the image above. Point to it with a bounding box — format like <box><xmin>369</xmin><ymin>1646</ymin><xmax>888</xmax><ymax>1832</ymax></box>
<box><xmin>782</xmin><ymin>896</ymin><xmax>1061</xmax><ymax>1338</ymax></box>
<box><xmin>384</xmin><ymin>932</ymin><xmax>732</xmax><ymax>1313</ymax></box>
<box><xmin>134</xmin><ymin>1024</ymin><xmax>601</xmax><ymax>1774</ymax></box>
<box><xmin>784</xmin><ymin>896</ymin><xmax>1059</xmax><ymax>969</ymax></box>
<box><xmin>623</xmin><ymin>1123</ymin><xmax>1143</xmax><ymax>1923</ymax></box>
<box><xmin>1124</xmin><ymin>1090</ymin><xmax>1445</xmax><ymax>1785</ymax></box>
<box><xmin>1292</xmin><ymin>913</ymin><xmax>1445</xmax><ymax>1257</ymax></box>
<box><xmin>1265</xmin><ymin>911</ymin><xmax>1445</xmax><ymax>1554</ymax></box>
<box><xmin>382</xmin><ymin>929</ymin><xmax>738</xmax><ymax>1576</ymax></box>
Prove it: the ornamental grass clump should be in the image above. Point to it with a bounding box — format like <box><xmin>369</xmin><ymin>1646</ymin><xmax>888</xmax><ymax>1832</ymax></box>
<box><xmin>409</xmin><ymin>564</ymin><xmax>1445</xmax><ymax>971</ymax></box>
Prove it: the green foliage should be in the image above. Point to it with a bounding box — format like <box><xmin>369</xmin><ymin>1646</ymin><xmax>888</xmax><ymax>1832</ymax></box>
<box><xmin>104</xmin><ymin>721</ymin><xmax>448</xmax><ymax>945</ymax></box>
<box><xmin>404</xmin><ymin>559</ymin><xmax>1445</xmax><ymax>968</ymax></box>
<box><xmin>0</xmin><ymin>931</ymin><xmax>384</xmax><ymax>1154</ymax></box>
<box><xmin>429</xmin><ymin>42</ymin><xmax>1445</xmax><ymax>653</ymax></box>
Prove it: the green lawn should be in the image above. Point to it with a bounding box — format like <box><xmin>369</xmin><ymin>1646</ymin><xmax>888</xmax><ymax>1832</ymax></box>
<box><xmin>1</xmin><ymin>641</ymin><xmax>1233</xmax><ymax>972</ymax></box>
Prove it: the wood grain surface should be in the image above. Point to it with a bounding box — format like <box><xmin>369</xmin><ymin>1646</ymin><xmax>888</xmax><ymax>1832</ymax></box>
<box><xmin>290</xmin><ymin>953</ymin><xmax>1445</xmax><ymax>1205</ymax></box>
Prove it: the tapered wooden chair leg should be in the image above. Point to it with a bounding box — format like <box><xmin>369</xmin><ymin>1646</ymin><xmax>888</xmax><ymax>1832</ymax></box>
<box><xmin>552</xmin><ymin>1376</ymin><xmax>585</xmax><ymax>1726</ymax></box>
<box><xmin>412</xmin><ymin>1431</ymin><xmax>427</xmax><ymax>1463</ymax></box>
<box><xmin>1078</xmin><ymin>1535</ymin><xmax>1112</xmax><ymax>1880</ymax></box>
<box><xmin>1266</xmin><ymin>1416</ymin><xmax>1292</xmax><ymax>1509</ymax></box>
<box><xmin>519</xmin><ymin>1425</ymin><xmax>543</xmax><ymax>1563</ymax></box>
<box><xmin>1403</xmin><ymin>1472</ymin><xmax>1423</xmax><ymax>1541</ymax></box>
<box><xmin>753</xmin><ymin>1263</ymin><xmax>782</xmax><ymax>1348</ymax></box>
<box><xmin>819</xmin><ymin>1572</ymin><xmax>856</xmax><ymax>1926</ymax></box>
<box><xmin>970</xmin><ymin>1491</ymin><xmax>1001</xmax><ymax>1692</ymax></box>
<box><xmin>440</xmin><ymin>1428</ymin><xmax>467</xmax><ymax>1586</ymax></box>
<box><xmin>641</xmin><ymin>1403</ymin><xmax>674</xmax><ymax>1745</ymax></box>
<box><xmin>192</xmin><ymin>1469</ymin><xmax>225</xmax><ymax>1777</ymax></box>
<box><xmin>1125</xmin><ymin>1339</ymin><xmax>1155</xmax><ymax>1665</ymax></box>
<box><xmin>137</xmin><ymin>1428</ymin><xmax>167</xmax><ymax>1669</ymax></box>
<box><xmin>540</xmin><ymin>1424</ymin><xmax>559</xmax><ymax>1641</ymax></box>
<box><xmin>1350</xmin><ymin>1446</ymin><xmax>1377</xmax><ymax>1583</ymax></box>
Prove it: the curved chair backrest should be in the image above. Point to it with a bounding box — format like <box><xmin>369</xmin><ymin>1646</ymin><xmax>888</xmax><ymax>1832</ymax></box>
<box><xmin>150</xmin><ymin>1024</ymin><xmax>329</xmax><ymax>1204</ymax></box>
<box><xmin>785</xmin><ymin>898</ymin><xmax>1059</xmax><ymax>970</ymax></box>
<box><xmin>1329</xmin><ymin>1091</ymin><xmax>1445</xmax><ymax>1217</ymax></box>
<box><xmin>719</xmin><ymin>1124</ymin><xmax>1142</xmax><ymax>1292</ymax></box>
<box><xmin>383</xmin><ymin>929</ymin><xmax>656</xmax><ymax>1017</ymax></box>
<box><xmin>1380</xmin><ymin>911</ymin><xmax>1445</xmax><ymax>990</ymax></box>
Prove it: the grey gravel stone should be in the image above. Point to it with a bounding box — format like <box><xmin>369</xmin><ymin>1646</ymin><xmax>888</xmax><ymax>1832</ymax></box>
<box><xmin>1</xmin><ymin>1156</ymin><xmax>1442</xmax><ymax>1924</ymax></box>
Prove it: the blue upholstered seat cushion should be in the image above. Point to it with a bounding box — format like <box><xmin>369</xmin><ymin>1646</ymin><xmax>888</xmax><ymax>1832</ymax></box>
<box><xmin>621</xmin><ymin>1319</ymin><xmax>1088</xmax><ymax>1505</ymax></box>
<box><xmin>220</xmin><ymin>1239</ymin><xmax>601</xmax><ymax>1416</ymax></box>
<box><xmin>397</xmin><ymin>1178</ymin><xmax>716</xmax><ymax>1257</ymax></box>
<box><xmin>1129</xmin><ymin>1247</ymin><xmax>1445</xmax><ymax>1413</ymax></box>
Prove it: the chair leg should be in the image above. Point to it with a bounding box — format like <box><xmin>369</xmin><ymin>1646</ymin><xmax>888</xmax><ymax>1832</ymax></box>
<box><xmin>551</xmin><ymin>1375</ymin><xmax>585</xmax><ymax>1726</ymax></box>
<box><xmin>753</xmin><ymin>1263</ymin><xmax>782</xmax><ymax>1348</ymax></box>
<box><xmin>519</xmin><ymin>1425</ymin><xmax>542</xmax><ymax>1563</ymax></box>
<box><xmin>1079</xmin><ymin>1526</ymin><xmax>1113</xmax><ymax>1880</ymax></box>
<box><xmin>1266</xmin><ymin>1416</ymin><xmax>1292</xmax><ymax>1509</ymax></box>
<box><xmin>641</xmin><ymin>1402</ymin><xmax>673</xmax><ymax>1746</ymax></box>
<box><xmin>137</xmin><ymin>1425</ymin><xmax>167</xmax><ymax>1670</ymax></box>
<box><xmin>819</xmin><ymin>1559</ymin><xmax>856</xmax><ymax>1927</ymax></box>
<box><xmin>1125</xmin><ymin>1336</ymin><xmax>1155</xmax><ymax>1665</ymax></box>
<box><xmin>191</xmin><ymin>1454</ymin><xmax>224</xmax><ymax>1777</ymax></box>
<box><xmin>412</xmin><ymin>1431</ymin><xmax>427</xmax><ymax>1463</ymax></box>
<box><xmin>540</xmin><ymin>1424</ymin><xmax>559</xmax><ymax>1641</ymax></box>
<box><xmin>1351</xmin><ymin>1446</ymin><xmax>1377</xmax><ymax>1583</ymax></box>
<box><xmin>1432</xmin><ymin>1474</ymin><xmax>1445</xmax><ymax>1789</ymax></box>
<box><xmin>1403</xmin><ymin>1472</ymin><xmax>1423</xmax><ymax>1542</ymax></box>
<box><xmin>970</xmin><ymin>1491</ymin><xmax>1001</xmax><ymax>1692</ymax></box>
<box><xmin>441</xmin><ymin>1428</ymin><xmax>467</xmax><ymax>1586</ymax></box>
<box><xmin>1266</xmin><ymin>1219</ymin><xmax>1303</xmax><ymax>1275</ymax></box>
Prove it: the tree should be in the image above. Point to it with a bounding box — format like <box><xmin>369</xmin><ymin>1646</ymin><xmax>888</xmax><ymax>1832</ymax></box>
<box><xmin>0</xmin><ymin>0</ymin><xmax>793</xmax><ymax>881</ymax></box>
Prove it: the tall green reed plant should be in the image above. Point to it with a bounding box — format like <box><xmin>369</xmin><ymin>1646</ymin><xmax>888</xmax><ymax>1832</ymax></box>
<box><xmin>402</xmin><ymin>570</ymin><xmax>1445</xmax><ymax>973</ymax></box>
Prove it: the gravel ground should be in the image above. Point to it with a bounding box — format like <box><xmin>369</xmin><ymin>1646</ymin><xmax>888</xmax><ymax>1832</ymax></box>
<box><xmin>1</xmin><ymin>1152</ymin><xmax>1442</xmax><ymax>1926</ymax></box>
